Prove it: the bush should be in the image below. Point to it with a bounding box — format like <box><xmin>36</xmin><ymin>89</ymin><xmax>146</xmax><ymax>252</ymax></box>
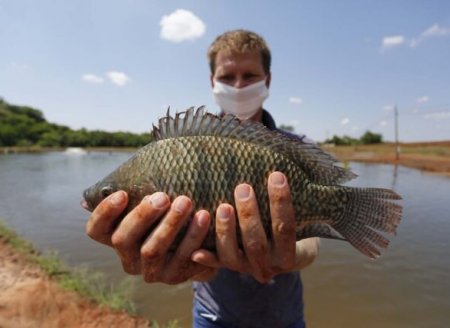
<box><xmin>361</xmin><ymin>131</ymin><xmax>383</xmax><ymax>144</ymax></box>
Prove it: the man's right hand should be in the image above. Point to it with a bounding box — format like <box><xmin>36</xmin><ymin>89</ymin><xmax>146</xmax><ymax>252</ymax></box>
<box><xmin>85</xmin><ymin>191</ymin><xmax>216</xmax><ymax>284</ymax></box>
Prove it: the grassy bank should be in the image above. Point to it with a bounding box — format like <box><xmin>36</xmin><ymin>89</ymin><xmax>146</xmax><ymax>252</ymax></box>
<box><xmin>0</xmin><ymin>220</ymin><xmax>184</xmax><ymax>327</ymax></box>
<box><xmin>323</xmin><ymin>141</ymin><xmax>450</xmax><ymax>158</ymax></box>
<box><xmin>0</xmin><ymin>220</ymin><xmax>137</xmax><ymax>313</ymax></box>
<box><xmin>323</xmin><ymin>141</ymin><xmax>450</xmax><ymax>176</ymax></box>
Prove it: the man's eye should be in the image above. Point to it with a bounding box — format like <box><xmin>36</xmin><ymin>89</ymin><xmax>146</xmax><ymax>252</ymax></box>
<box><xmin>219</xmin><ymin>75</ymin><xmax>233</xmax><ymax>82</ymax></box>
<box><xmin>243</xmin><ymin>74</ymin><xmax>258</xmax><ymax>81</ymax></box>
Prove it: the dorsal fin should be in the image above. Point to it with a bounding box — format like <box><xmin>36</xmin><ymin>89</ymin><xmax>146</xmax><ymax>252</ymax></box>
<box><xmin>151</xmin><ymin>107</ymin><xmax>356</xmax><ymax>185</ymax></box>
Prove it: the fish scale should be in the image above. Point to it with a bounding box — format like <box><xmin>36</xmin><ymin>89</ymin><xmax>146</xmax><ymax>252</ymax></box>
<box><xmin>82</xmin><ymin>107</ymin><xmax>403</xmax><ymax>259</ymax></box>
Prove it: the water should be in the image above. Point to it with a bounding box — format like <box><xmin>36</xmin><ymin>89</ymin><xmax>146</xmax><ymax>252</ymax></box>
<box><xmin>0</xmin><ymin>152</ymin><xmax>449</xmax><ymax>328</ymax></box>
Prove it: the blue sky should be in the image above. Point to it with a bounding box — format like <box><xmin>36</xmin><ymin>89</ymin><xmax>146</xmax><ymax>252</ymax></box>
<box><xmin>1</xmin><ymin>0</ymin><xmax>449</xmax><ymax>142</ymax></box>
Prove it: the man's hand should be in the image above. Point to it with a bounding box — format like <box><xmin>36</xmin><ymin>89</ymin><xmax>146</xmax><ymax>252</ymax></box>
<box><xmin>85</xmin><ymin>191</ymin><xmax>216</xmax><ymax>285</ymax></box>
<box><xmin>191</xmin><ymin>171</ymin><xmax>320</xmax><ymax>284</ymax></box>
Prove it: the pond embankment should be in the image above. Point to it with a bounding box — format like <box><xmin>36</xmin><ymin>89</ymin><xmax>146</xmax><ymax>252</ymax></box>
<box><xmin>324</xmin><ymin>141</ymin><xmax>450</xmax><ymax>177</ymax></box>
<box><xmin>0</xmin><ymin>222</ymin><xmax>150</xmax><ymax>328</ymax></box>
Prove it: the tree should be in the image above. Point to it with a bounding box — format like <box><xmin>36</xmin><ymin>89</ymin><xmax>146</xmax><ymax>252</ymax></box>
<box><xmin>38</xmin><ymin>131</ymin><xmax>63</xmax><ymax>147</ymax></box>
<box><xmin>0</xmin><ymin>97</ymin><xmax>158</xmax><ymax>148</ymax></box>
<box><xmin>325</xmin><ymin>135</ymin><xmax>359</xmax><ymax>146</ymax></box>
<box><xmin>361</xmin><ymin>131</ymin><xmax>383</xmax><ymax>144</ymax></box>
<box><xmin>278</xmin><ymin>124</ymin><xmax>295</xmax><ymax>133</ymax></box>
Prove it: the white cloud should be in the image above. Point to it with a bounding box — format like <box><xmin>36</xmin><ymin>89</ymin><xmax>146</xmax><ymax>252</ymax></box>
<box><xmin>417</xmin><ymin>96</ymin><xmax>429</xmax><ymax>103</ymax></box>
<box><xmin>381</xmin><ymin>35</ymin><xmax>405</xmax><ymax>49</ymax></box>
<box><xmin>382</xmin><ymin>24</ymin><xmax>450</xmax><ymax>51</ymax></box>
<box><xmin>379</xmin><ymin>120</ymin><xmax>388</xmax><ymax>126</ymax></box>
<box><xmin>82</xmin><ymin>74</ymin><xmax>104</xmax><ymax>84</ymax></box>
<box><xmin>340</xmin><ymin>118</ymin><xmax>350</xmax><ymax>125</ymax></box>
<box><xmin>160</xmin><ymin>9</ymin><xmax>206</xmax><ymax>42</ymax></box>
<box><xmin>289</xmin><ymin>97</ymin><xmax>303</xmax><ymax>105</ymax></box>
<box><xmin>423</xmin><ymin>24</ymin><xmax>450</xmax><ymax>37</ymax></box>
<box><xmin>410</xmin><ymin>24</ymin><xmax>450</xmax><ymax>47</ymax></box>
<box><xmin>424</xmin><ymin>112</ymin><xmax>450</xmax><ymax>120</ymax></box>
<box><xmin>106</xmin><ymin>71</ymin><xmax>130</xmax><ymax>86</ymax></box>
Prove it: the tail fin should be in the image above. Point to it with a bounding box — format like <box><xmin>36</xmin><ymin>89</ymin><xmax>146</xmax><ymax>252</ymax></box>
<box><xmin>333</xmin><ymin>187</ymin><xmax>403</xmax><ymax>259</ymax></box>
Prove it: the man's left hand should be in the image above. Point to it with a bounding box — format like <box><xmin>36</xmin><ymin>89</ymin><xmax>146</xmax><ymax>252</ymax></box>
<box><xmin>192</xmin><ymin>171</ymin><xmax>317</xmax><ymax>284</ymax></box>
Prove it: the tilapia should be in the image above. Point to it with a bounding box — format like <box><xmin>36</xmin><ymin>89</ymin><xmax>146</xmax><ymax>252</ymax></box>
<box><xmin>82</xmin><ymin>107</ymin><xmax>403</xmax><ymax>258</ymax></box>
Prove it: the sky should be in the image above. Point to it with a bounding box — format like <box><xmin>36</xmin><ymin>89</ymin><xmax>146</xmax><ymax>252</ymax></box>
<box><xmin>1</xmin><ymin>0</ymin><xmax>449</xmax><ymax>142</ymax></box>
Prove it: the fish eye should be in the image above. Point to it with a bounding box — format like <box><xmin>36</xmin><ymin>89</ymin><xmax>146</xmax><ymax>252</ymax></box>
<box><xmin>101</xmin><ymin>186</ymin><xmax>114</xmax><ymax>199</ymax></box>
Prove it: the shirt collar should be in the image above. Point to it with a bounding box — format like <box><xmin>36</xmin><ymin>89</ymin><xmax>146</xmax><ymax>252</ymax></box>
<box><xmin>218</xmin><ymin>108</ymin><xmax>277</xmax><ymax>130</ymax></box>
<box><xmin>261</xmin><ymin>109</ymin><xmax>277</xmax><ymax>131</ymax></box>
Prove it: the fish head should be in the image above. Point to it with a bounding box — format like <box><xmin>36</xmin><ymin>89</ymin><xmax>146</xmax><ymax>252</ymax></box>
<box><xmin>81</xmin><ymin>155</ymin><xmax>158</xmax><ymax>213</ymax></box>
<box><xmin>81</xmin><ymin>177</ymin><xmax>120</xmax><ymax>212</ymax></box>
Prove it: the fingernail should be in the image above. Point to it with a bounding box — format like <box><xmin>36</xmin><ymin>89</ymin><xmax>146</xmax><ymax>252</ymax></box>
<box><xmin>197</xmin><ymin>211</ymin><xmax>210</xmax><ymax>227</ymax></box>
<box><xmin>270</xmin><ymin>172</ymin><xmax>286</xmax><ymax>187</ymax></box>
<box><xmin>110</xmin><ymin>191</ymin><xmax>125</xmax><ymax>206</ymax></box>
<box><xmin>173</xmin><ymin>196</ymin><xmax>191</xmax><ymax>213</ymax></box>
<box><xmin>236</xmin><ymin>184</ymin><xmax>251</xmax><ymax>200</ymax></box>
<box><xmin>149</xmin><ymin>192</ymin><xmax>168</xmax><ymax>209</ymax></box>
<box><xmin>217</xmin><ymin>206</ymin><xmax>230</xmax><ymax>221</ymax></box>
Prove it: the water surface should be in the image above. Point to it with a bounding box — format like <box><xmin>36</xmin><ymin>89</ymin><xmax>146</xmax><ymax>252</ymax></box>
<box><xmin>0</xmin><ymin>152</ymin><xmax>449</xmax><ymax>327</ymax></box>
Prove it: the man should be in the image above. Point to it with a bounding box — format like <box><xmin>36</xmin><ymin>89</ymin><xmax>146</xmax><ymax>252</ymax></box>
<box><xmin>86</xmin><ymin>30</ymin><xmax>319</xmax><ymax>328</ymax></box>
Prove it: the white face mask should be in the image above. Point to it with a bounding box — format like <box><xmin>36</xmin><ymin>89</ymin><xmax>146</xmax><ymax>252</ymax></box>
<box><xmin>212</xmin><ymin>79</ymin><xmax>269</xmax><ymax>120</ymax></box>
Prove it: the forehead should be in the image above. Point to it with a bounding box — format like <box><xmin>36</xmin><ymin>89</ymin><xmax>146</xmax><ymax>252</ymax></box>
<box><xmin>214</xmin><ymin>51</ymin><xmax>264</xmax><ymax>74</ymax></box>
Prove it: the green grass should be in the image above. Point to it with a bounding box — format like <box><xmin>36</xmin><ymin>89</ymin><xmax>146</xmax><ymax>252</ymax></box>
<box><xmin>0</xmin><ymin>220</ymin><xmax>184</xmax><ymax>327</ymax></box>
<box><xmin>0</xmin><ymin>220</ymin><xmax>136</xmax><ymax>314</ymax></box>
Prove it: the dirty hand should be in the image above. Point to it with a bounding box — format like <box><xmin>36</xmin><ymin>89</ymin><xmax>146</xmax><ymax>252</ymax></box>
<box><xmin>192</xmin><ymin>171</ymin><xmax>316</xmax><ymax>284</ymax></box>
<box><xmin>85</xmin><ymin>191</ymin><xmax>216</xmax><ymax>285</ymax></box>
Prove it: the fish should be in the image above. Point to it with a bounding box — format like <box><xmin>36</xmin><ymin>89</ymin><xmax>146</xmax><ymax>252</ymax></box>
<box><xmin>81</xmin><ymin>107</ymin><xmax>403</xmax><ymax>259</ymax></box>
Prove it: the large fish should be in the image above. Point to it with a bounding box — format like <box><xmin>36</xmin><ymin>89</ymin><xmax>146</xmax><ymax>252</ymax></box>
<box><xmin>82</xmin><ymin>107</ymin><xmax>402</xmax><ymax>258</ymax></box>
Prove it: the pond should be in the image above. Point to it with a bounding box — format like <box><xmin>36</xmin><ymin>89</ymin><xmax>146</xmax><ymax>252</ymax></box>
<box><xmin>0</xmin><ymin>151</ymin><xmax>449</xmax><ymax>327</ymax></box>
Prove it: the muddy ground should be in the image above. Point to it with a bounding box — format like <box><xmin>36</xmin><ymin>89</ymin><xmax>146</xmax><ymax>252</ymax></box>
<box><xmin>0</xmin><ymin>236</ymin><xmax>150</xmax><ymax>328</ymax></box>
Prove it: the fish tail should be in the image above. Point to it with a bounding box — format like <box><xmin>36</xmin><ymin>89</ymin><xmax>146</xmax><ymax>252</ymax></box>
<box><xmin>333</xmin><ymin>187</ymin><xmax>403</xmax><ymax>259</ymax></box>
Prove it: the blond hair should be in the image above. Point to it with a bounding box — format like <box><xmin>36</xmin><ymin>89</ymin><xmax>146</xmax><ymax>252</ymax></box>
<box><xmin>207</xmin><ymin>29</ymin><xmax>271</xmax><ymax>74</ymax></box>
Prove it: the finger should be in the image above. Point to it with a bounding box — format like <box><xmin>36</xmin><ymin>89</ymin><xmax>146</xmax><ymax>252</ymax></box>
<box><xmin>191</xmin><ymin>267</ymin><xmax>218</xmax><ymax>281</ymax></box>
<box><xmin>85</xmin><ymin>191</ymin><xmax>128</xmax><ymax>246</ymax></box>
<box><xmin>164</xmin><ymin>210</ymin><xmax>211</xmax><ymax>279</ymax></box>
<box><xmin>192</xmin><ymin>249</ymin><xmax>221</xmax><ymax>267</ymax></box>
<box><xmin>140</xmin><ymin>195</ymin><xmax>193</xmax><ymax>282</ymax></box>
<box><xmin>111</xmin><ymin>192</ymin><xmax>170</xmax><ymax>274</ymax></box>
<box><xmin>161</xmin><ymin>263</ymin><xmax>212</xmax><ymax>285</ymax></box>
<box><xmin>215</xmin><ymin>204</ymin><xmax>244</xmax><ymax>271</ymax></box>
<box><xmin>172</xmin><ymin>210</ymin><xmax>210</xmax><ymax>260</ymax></box>
<box><xmin>235</xmin><ymin>184</ymin><xmax>271</xmax><ymax>281</ymax></box>
<box><xmin>268</xmin><ymin>172</ymin><xmax>296</xmax><ymax>271</ymax></box>
<box><xmin>192</xmin><ymin>249</ymin><xmax>249</xmax><ymax>273</ymax></box>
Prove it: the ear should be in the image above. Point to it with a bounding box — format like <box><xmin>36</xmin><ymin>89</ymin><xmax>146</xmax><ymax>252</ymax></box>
<box><xmin>265</xmin><ymin>73</ymin><xmax>271</xmax><ymax>89</ymax></box>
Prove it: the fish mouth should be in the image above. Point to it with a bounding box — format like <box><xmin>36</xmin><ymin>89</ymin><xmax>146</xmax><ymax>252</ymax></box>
<box><xmin>80</xmin><ymin>198</ymin><xmax>93</xmax><ymax>212</ymax></box>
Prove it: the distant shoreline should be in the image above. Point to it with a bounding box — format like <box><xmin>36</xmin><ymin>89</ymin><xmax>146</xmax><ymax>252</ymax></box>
<box><xmin>324</xmin><ymin>141</ymin><xmax>450</xmax><ymax>177</ymax></box>
<box><xmin>0</xmin><ymin>146</ymin><xmax>136</xmax><ymax>154</ymax></box>
<box><xmin>2</xmin><ymin>140</ymin><xmax>450</xmax><ymax>177</ymax></box>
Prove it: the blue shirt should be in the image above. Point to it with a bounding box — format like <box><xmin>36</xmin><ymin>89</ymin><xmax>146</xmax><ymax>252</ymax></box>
<box><xmin>192</xmin><ymin>110</ymin><xmax>306</xmax><ymax>328</ymax></box>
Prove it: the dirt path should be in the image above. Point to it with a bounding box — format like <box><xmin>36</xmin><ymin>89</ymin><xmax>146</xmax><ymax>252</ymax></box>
<box><xmin>0</xmin><ymin>237</ymin><xmax>150</xmax><ymax>328</ymax></box>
